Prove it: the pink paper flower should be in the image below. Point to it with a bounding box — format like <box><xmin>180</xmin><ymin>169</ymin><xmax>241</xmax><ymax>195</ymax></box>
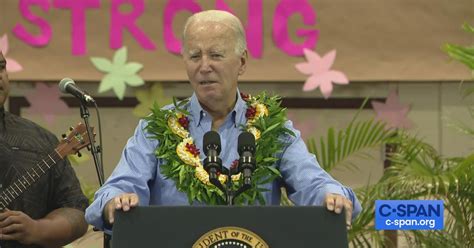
<box><xmin>0</xmin><ymin>34</ymin><xmax>23</xmax><ymax>72</ymax></box>
<box><xmin>25</xmin><ymin>83</ymin><xmax>71</xmax><ymax>126</ymax></box>
<box><xmin>371</xmin><ymin>90</ymin><xmax>414</xmax><ymax>130</ymax></box>
<box><xmin>296</xmin><ymin>48</ymin><xmax>348</xmax><ymax>99</ymax></box>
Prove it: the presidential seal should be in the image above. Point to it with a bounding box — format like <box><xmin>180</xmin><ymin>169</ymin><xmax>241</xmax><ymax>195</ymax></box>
<box><xmin>193</xmin><ymin>226</ymin><xmax>269</xmax><ymax>248</ymax></box>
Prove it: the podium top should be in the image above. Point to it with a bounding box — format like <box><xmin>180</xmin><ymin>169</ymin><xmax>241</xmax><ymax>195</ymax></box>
<box><xmin>112</xmin><ymin>206</ymin><xmax>348</xmax><ymax>248</ymax></box>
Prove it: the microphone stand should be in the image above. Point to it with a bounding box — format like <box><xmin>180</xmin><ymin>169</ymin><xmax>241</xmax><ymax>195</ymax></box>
<box><xmin>78</xmin><ymin>101</ymin><xmax>109</xmax><ymax>247</ymax></box>
<box><xmin>209</xmin><ymin>165</ymin><xmax>252</xmax><ymax>206</ymax></box>
<box><xmin>79</xmin><ymin>101</ymin><xmax>104</xmax><ymax>186</ymax></box>
<box><xmin>226</xmin><ymin>168</ymin><xmax>234</xmax><ymax>206</ymax></box>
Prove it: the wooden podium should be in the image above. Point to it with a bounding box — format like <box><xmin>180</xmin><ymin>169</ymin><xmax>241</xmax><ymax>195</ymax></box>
<box><xmin>112</xmin><ymin>206</ymin><xmax>348</xmax><ymax>248</ymax></box>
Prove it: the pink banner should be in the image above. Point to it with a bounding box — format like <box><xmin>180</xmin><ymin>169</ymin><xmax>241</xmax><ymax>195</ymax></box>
<box><xmin>215</xmin><ymin>0</ymin><xmax>263</xmax><ymax>58</ymax></box>
<box><xmin>273</xmin><ymin>0</ymin><xmax>319</xmax><ymax>55</ymax></box>
<box><xmin>110</xmin><ymin>0</ymin><xmax>157</xmax><ymax>51</ymax></box>
<box><xmin>12</xmin><ymin>0</ymin><xmax>52</xmax><ymax>47</ymax></box>
<box><xmin>54</xmin><ymin>0</ymin><xmax>101</xmax><ymax>55</ymax></box>
<box><xmin>163</xmin><ymin>0</ymin><xmax>202</xmax><ymax>54</ymax></box>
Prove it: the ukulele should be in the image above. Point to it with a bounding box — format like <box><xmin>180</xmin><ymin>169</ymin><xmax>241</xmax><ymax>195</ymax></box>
<box><xmin>0</xmin><ymin>123</ymin><xmax>94</xmax><ymax>210</ymax></box>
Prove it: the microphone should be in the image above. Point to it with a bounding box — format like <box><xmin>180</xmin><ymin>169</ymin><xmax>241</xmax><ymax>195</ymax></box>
<box><xmin>59</xmin><ymin>78</ymin><xmax>95</xmax><ymax>103</ymax></box>
<box><xmin>238</xmin><ymin>131</ymin><xmax>256</xmax><ymax>186</ymax></box>
<box><xmin>203</xmin><ymin>131</ymin><xmax>223</xmax><ymax>184</ymax></box>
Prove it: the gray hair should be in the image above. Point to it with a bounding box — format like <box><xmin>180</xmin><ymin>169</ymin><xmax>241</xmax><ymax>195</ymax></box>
<box><xmin>182</xmin><ymin>10</ymin><xmax>247</xmax><ymax>55</ymax></box>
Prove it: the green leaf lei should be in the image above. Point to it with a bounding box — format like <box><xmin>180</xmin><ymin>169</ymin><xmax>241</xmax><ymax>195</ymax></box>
<box><xmin>144</xmin><ymin>92</ymin><xmax>293</xmax><ymax>205</ymax></box>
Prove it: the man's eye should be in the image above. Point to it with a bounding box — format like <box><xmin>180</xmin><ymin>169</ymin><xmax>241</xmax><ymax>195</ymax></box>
<box><xmin>211</xmin><ymin>54</ymin><xmax>223</xmax><ymax>58</ymax></box>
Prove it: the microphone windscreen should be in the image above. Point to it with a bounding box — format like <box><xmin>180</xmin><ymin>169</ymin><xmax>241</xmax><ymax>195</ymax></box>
<box><xmin>203</xmin><ymin>131</ymin><xmax>221</xmax><ymax>155</ymax></box>
<box><xmin>238</xmin><ymin>131</ymin><xmax>255</xmax><ymax>155</ymax></box>
<box><xmin>59</xmin><ymin>78</ymin><xmax>74</xmax><ymax>93</ymax></box>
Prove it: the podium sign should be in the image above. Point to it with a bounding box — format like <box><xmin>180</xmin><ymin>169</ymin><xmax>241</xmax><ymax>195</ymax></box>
<box><xmin>112</xmin><ymin>206</ymin><xmax>348</xmax><ymax>248</ymax></box>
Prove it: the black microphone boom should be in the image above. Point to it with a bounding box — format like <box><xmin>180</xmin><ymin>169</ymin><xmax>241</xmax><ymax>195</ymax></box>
<box><xmin>59</xmin><ymin>78</ymin><xmax>95</xmax><ymax>103</ymax></box>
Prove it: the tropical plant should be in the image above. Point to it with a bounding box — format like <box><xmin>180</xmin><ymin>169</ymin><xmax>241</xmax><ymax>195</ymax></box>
<box><xmin>301</xmin><ymin>23</ymin><xmax>474</xmax><ymax>247</ymax></box>
<box><xmin>306</xmin><ymin>116</ymin><xmax>395</xmax><ymax>247</ymax></box>
<box><xmin>303</xmin><ymin>109</ymin><xmax>473</xmax><ymax>247</ymax></box>
<box><xmin>442</xmin><ymin>23</ymin><xmax>474</xmax><ymax>72</ymax></box>
<box><xmin>384</xmin><ymin>134</ymin><xmax>473</xmax><ymax>247</ymax></box>
<box><xmin>307</xmin><ymin>118</ymin><xmax>394</xmax><ymax>172</ymax></box>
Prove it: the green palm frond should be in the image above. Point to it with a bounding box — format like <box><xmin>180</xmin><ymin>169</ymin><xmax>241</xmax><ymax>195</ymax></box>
<box><xmin>446</xmin><ymin>118</ymin><xmax>474</xmax><ymax>138</ymax></box>
<box><xmin>462</xmin><ymin>22</ymin><xmax>474</xmax><ymax>34</ymax></box>
<box><xmin>382</xmin><ymin>133</ymin><xmax>474</xmax><ymax>246</ymax></box>
<box><xmin>444</xmin><ymin>194</ymin><xmax>474</xmax><ymax>246</ymax></box>
<box><xmin>444</xmin><ymin>83</ymin><xmax>474</xmax><ymax>138</ymax></box>
<box><xmin>347</xmin><ymin>129</ymin><xmax>473</xmax><ymax>246</ymax></box>
<box><xmin>346</xmin><ymin>23</ymin><xmax>474</xmax><ymax>247</ymax></box>
<box><xmin>406</xmin><ymin>230</ymin><xmax>466</xmax><ymax>248</ymax></box>
<box><xmin>442</xmin><ymin>23</ymin><xmax>474</xmax><ymax>71</ymax></box>
<box><xmin>383</xmin><ymin>132</ymin><xmax>474</xmax><ymax>198</ymax></box>
<box><xmin>307</xmin><ymin>119</ymin><xmax>394</xmax><ymax>172</ymax></box>
<box><xmin>443</xmin><ymin>43</ymin><xmax>474</xmax><ymax>70</ymax></box>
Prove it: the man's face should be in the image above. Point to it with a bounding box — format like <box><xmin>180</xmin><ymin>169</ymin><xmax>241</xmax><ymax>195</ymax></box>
<box><xmin>0</xmin><ymin>52</ymin><xmax>9</xmax><ymax>107</ymax></box>
<box><xmin>182</xmin><ymin>21</ymin><xmax>247</xmax><ymax>107</ymax></box>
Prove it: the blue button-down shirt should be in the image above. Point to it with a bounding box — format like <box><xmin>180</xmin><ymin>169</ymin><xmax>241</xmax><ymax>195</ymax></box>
<box><xmin>85</xmin><ymin>92</ymin><xmax>362</xmax><ymax>231</ymax></box>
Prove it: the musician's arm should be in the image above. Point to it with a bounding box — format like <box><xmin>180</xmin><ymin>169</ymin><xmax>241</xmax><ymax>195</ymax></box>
<box><xmin>35</xmin><ymin>207</ymin><xmax>88</xmax><ymax>247</ymax></box>
<box><xmin>40</xmin><ymin>136</ymin><xmax>90</xmax><ymax>247</ymax></box>
<box><xmin>0</xmin><ymin>207</ymin><xmax>87</xmax><ymax>247</ymax></box>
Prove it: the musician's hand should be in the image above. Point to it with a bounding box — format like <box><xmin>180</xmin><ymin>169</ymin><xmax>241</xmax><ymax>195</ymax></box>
<box><xmin>324</xmin><ymin>193</ymin><xmax>353</xmax><ymax>228</ymax></box>
<box><xmin>0</xmin><ymin>210</ymin><xmax>40</xmax><ymax>245</ymax></box>
<box><xmin>103</xmin><ymin>193</ymin><xmax>139</xmax><ymax>225</ymax></box>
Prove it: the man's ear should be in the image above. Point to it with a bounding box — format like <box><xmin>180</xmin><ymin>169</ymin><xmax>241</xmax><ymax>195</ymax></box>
<box><xmin>238</xmin><ymin>50</ymin><xmax>248</xmax><ymax>75</ymax></box>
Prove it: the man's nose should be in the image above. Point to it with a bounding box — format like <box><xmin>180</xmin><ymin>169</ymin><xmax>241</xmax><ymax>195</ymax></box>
<box><xmin>199</xmin><ymin>56</ymin><xmax>213</xmax><ymax>73</ymax></box>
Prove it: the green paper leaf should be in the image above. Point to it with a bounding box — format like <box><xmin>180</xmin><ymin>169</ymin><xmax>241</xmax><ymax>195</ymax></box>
<box><xmin>98</xmin><ymin>74</ymin><xmax>119</xmax><ymax>93</ymax></box>
<box><xmin>90</xmin><ymin>57</ymin><xmax>113</xmax><ymax>72</ymax></box>
<box><xmin>125</xmin><ymin>74</ymin><xmax>144</xmax><ymax>86</ymax></box>
<box><xmin>112</xmin><ymin>79</ymin><xmax>127</xmax><ymax>100</ymax></box>
<box><xmin>113</xmin><ymin>47</ymin><xmax>127</xmax><ymax>65</ymax></box>
<box><xmin>92</xmin><ymin>46</ymin><xmax>145</xmax><ymax>100</ymax></box>
<box><xmin>123</xmin><ymin>62</ymin><xmax>143</xmax><ymax>74</ymax></box>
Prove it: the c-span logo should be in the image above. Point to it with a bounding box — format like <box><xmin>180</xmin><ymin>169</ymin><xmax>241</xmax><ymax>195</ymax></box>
<box><xmin>193</xmin><ymin>226</ymin><xmax>269</xmax><ymax>248</ymax></box>
<box><xmin>375</xmin><ymin>200</ymin><xmax>443</xmax><ymax>230</ymax></box>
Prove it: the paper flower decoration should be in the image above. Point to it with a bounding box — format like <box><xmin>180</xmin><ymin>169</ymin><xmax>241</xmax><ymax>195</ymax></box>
<box><xmin>0</xmin><ymin>34</ymin><xmax>23</xmax><ymax>72</ymax></box>
<box><xmin>91</xmin><ymin>47</ymin><xmax>144</xmax><ymax>100</ymax></box>
<box><xmin>24</xmin><ymin>83</ymin><xmax>70</xmax><ymax>126</ymax></box>
<box><xmin>371</xmin><ymin>90</ymin><xmax>414</xmax><ymax>130</ymax></box>
<box><xmin>295</xmin><ymin>48</ymin><xmax>349</xmax><ymax>99</ymax></box>
<box><xmin>133</xmin><ymin>83</ymin><xmax>172</xmax><ymax>117</ymax></box>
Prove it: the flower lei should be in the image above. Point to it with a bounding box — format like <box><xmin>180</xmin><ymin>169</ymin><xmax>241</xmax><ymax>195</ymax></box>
<box><xmin>145</xmin><ymin>92</ymin><xmax>293</xmax><ymax>205</ymax></box>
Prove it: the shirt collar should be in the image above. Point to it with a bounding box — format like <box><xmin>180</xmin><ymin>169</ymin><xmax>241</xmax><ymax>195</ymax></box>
<box><xmin>189</xmin><ymin>89</ymin><xmax>247</xmax><ymax>127</ymax></box>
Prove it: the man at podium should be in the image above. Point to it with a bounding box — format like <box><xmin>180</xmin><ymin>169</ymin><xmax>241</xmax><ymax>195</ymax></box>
<box><xmin>85</xmin><ymin>10</ymin><xmax>362</xmax><ymax>234</ymax></box>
